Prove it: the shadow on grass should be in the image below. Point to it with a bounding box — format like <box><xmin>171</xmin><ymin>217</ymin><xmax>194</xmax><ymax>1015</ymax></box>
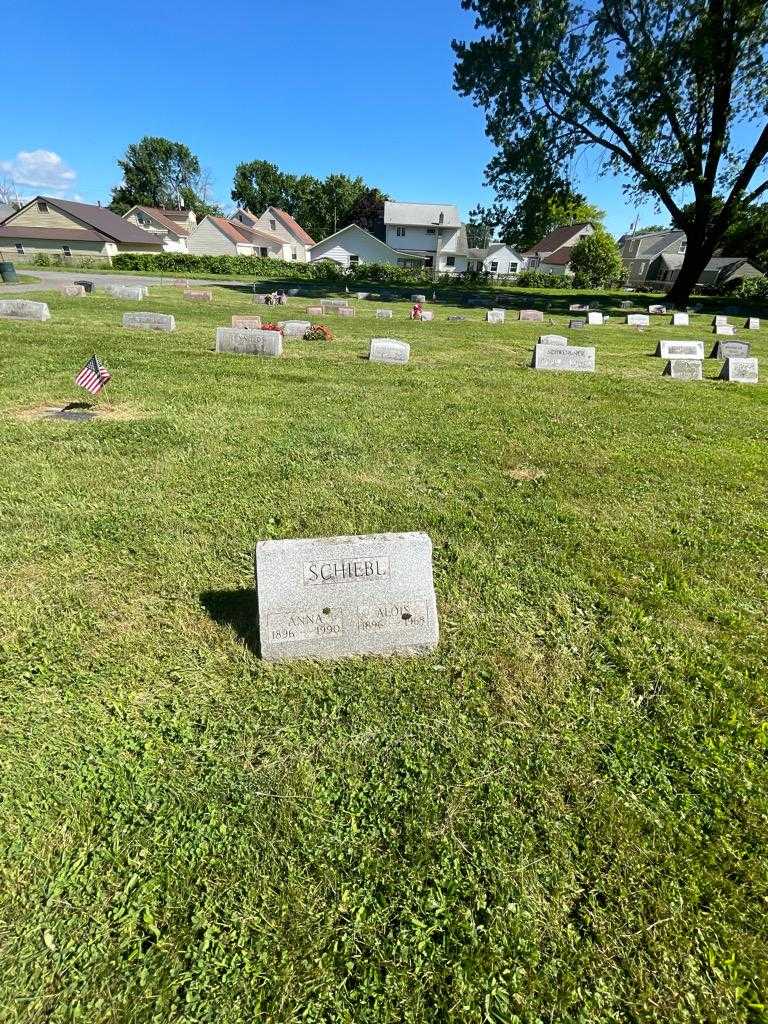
<box><xmin>200</xmin><ymin>588</ymin><xmax>260</xmax><ymax>655</ymax></box>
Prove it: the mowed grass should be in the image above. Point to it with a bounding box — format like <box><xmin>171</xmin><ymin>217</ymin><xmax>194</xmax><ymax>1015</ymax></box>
<box><xmin>0</xmin><ymin>284</ymin><xmax>767</xmax><ymax>1024</ymax></box>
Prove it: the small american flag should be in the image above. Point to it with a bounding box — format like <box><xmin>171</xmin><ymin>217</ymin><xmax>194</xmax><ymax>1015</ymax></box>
<box><xmin>75</xmin><ymin>354</ymin><xmax>112</xmax><ymax>395</ymax></box>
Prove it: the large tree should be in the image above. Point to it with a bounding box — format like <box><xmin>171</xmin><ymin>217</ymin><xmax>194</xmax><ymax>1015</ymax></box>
<box><xmin>110</xmin><ymin>137</ymin><xmax>217</xmax><ymax>215</ymax></box>
<box><xmin>231</xmin><ymin>161</ymin><xmax>388</xmax><ymax>241</ymax></box>
<box><xmin>453</xmin><ymin>0</ymin><xmax>768</xmax><ymax>303</ymax></box>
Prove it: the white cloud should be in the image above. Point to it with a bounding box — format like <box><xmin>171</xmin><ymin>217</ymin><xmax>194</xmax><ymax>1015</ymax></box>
<box><xmin>0</xmin><ymin>149</ymin><xmax>77</xmax><ymax>192</ymax></box>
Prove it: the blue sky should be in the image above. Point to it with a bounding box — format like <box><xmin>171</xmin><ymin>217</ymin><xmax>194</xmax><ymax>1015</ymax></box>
<box><xmin>4</xmin><ymin>0</ymin><xmax>663</xmax><ymax>236</ymax></box>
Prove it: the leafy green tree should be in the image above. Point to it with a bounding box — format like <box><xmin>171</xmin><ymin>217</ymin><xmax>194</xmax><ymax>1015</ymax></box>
<box><xmin>231</xmin><ymin>160</ymin><xmax>291</xmax><ymax>215</ymax></box>
<box><xmin>569</xmin><ymin>229</ymin><xmax>626</xmax><ymax>287</ymax></box>
<box><xmin>110</xmin><ymin>137</ymin><xmax>214</xmax><ymax>215</ymax></box>
<box><xmin>453</xmin><ymin>0</ymin><xmax>768</xmax><ymax>303</ymax></box>
<box><xmin>340</xmin><ymin>187</ymin><xmax>389</xmax><ymax>235</ymax></box>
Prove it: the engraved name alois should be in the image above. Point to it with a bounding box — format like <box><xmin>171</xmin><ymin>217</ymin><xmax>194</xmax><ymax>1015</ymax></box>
<box><xmin>303</xmin><ymin>557</ymin><xmax>390</xmax><ymax>585</ymax></box>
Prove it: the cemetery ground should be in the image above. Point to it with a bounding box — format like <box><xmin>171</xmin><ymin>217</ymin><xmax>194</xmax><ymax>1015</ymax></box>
<box><xmin>0</xmin><ymin>284</ymin><xmax>766</xmax><ymax>1024</ymax></box>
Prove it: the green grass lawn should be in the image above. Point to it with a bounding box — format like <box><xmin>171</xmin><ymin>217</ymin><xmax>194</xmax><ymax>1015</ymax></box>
<box><xmin>1</xmin><ymin>285</ymin><xmax>766</xmax><ymax>1023</ymax></box>
<box><xmin>0</xmin><ymin>273</ymin><xmax>41</xmax><ymax>287</ymax></box>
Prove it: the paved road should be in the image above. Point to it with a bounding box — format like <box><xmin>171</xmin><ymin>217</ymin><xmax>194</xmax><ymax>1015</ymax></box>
<box><xmin>0</xmin><ymin>269</ymin><xmax>257</xmax><ymax>294</ymax></box>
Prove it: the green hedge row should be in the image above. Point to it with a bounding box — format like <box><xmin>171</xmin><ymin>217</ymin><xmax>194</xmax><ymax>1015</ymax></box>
<box><xmin>111</xmin><ymin>252</ymin><xmax>446</xmax><ymax>285</ymax></box>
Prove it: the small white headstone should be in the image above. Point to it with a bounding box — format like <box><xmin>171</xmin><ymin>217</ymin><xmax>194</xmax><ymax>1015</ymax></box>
<box><xmin>672</xmin><ymin>312</ymin><xmax>689</xmax><ymax>326</ymax></box>
<box><xmin>306</xmin><ymin>306</ymin><xmax>324</xmax><ymax>316</ymax></box>
<box><xmin>486</xmin><ymin>309</ymin><xmax>505</xmax><ymax>323</ymax></box>
<box><xmin>232</xmin><ymin>315</ymin><xmax>263</xmax><ymax>329</ymax></box>
<box><xmin>376</xmin><ymin>310</ymin><xmax>393</xmax><ymax>319</ymax></box>
<box><xmin>412</xmin><ymin>294</ymin><xmax>427</xmax><ymax>302</ymax></box>
<box><xmin>215</xmin><ymin>327</ymin><xmax>282</xmax><ymax>357</ymax></box>
<box><xmin>627</xmin><ymin>314</ymin><xmax>649</xmax><ymax>326</ymax></box>
<box><xmin>648</xmin><ymin>304</ymin><xmax>667</xmax><ymax>314</ymax></box>
<box><xmin>718</xmin><ymin>357</ymin><xmax>758</xmax><ymax>383</ymax></box>
<box><xmin>122</xmin><ymin>312</ymin><xmax>175</xmax><ymax>332</ymax></box>
<box><xmin>420</xmin><ymin>311</ymin><xmax>434</xmax><ymax>321</ymax></box>
<box><xmin>746</xmin><ymin>317</ymin><xmax>760</xmax><ymax>330</ymax></box>
<box><xmin>655</xmin><ymin>339</ymin><xmax>705</xmax><ymax>359</ymax></box>
<box><xmin>587</xmin><ymin>311</ymin><xmax>604</xmax><ymax>325</ymax></box>
<box><xmin>532</xmin><ymin>345</ymin><xmax>595</xmax><ymax>372</ymax></box>
<box><xmin>58</xmin><ymin>284</ymin><xmax>87</xmax><ymax>297</ymax></box>
<box><xmin>662</xmin><ymin>358</ymin><xmax>702</xmax><ymax>380</ymax></box>
<box><xmin>337</xmin><ymin>307</ymin><xmax>355</xmax><ymax>316</ymax></box>
<box><xmin>279</xmin><ymin>320</ymin><xmax>312</xmax><ymax>337</ymax></box>
<box><xmin>0</xmin><ymin>299</ymin><xmax>50</xmax><ymax>321</ymax></box>
<box><xmin>519</xmin><ymin>309</ymin><xmax>544</xmax><ymax>322</ymax></box>
<box><xmin>369</xmin><ymin>338</ymin><xmax>410</xmax><ymax>364</ymax></box>
<box><xmin>255</xmin><ymin>532</ymin><xmax>439</xmax><ymax>663</ymax></box>
<box><xmin>715</xmin><ymin>324</ymin><xmax>736</xmax><ymax>336</ymax></box>
<box><xmin>538</xmin><ymin>334</ymin><xmax>568</xmax><ymax>346</ymax></box>
<box><xmin>105</xmin><ymin>285</ymin><xmax>147</xmax><ymax>300</ymax></box>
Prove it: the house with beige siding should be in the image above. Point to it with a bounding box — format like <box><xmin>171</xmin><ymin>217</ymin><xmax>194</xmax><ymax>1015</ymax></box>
<box><xmin>188</xmin><ymin>216</ymin><xmax>291</xmax><ymax>258</ymax></box>
<box><xmin>522</xmin><ymin>223</ymin><xmax>595</xmax><ymax>275</ymax></box>
<box><xmin>0</xmin><ymin>196</ymin><xmax>163</xmax><ymax>262</ymax></box>
<box><xmin>122</xmin><ymin>205</ymin><xmax>197</xmax><ymax>252</ymax></box>
<box><xmin>237</xmin><ymin>206</ymin><xmax>315</xmax><ymax>262</ymax></box>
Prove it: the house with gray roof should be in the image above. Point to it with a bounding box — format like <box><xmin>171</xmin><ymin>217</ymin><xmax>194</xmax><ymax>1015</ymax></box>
<box><xmin>122</xmin><ymin>205</ymin><xmax>198</xmax><ymax>252</ymax></box>
<box><xmin>384</xmin><ymin>202</ymin><xmax>469</xmax><ymax>274</ymax></box>
<box><xmin>620</xmin><ymin>229</ymin><xmax>764</xmax><ymax>289</ymax></box>
<box><xmin>0</xmin><ymin>195</ymin><xmax>162</xmax><ymax>262</ymax></box>
<box><xmin>466</xmin><ymin>243</ymin><xmax>524</xmax><ymax>277</ymax></box>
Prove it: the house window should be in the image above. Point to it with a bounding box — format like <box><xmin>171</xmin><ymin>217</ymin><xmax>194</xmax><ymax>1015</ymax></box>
<box><xmin>62</xmin><ymin>245</ymin><xmax>72</xmax><ymax>257</ymax></box>
<box><xmin>37</xmin><ymin>201</ymin><xmax>49</xmax><ymax>214</ymax></box>
<box><xmin>490</xmin><ymin>261</ymin><xmax>498</xmax><ymax>272</ymax></box>
<box><xmin>510</xmin><ymin>262</ymin><xmax>518</xmax><ymax>273</ymax></box>
<box><xmin>15</xmin><ymin>242</ymin><xmax>24</xmax><ymax>255</ymax></box>
<box><xmin>396</xmin><ymin>226</ymin><xmax>406</xmax><ymax>237</ymax></box>
<box><xmin>527</xmin><ymin>256</ymin><xmax>540</xmax><ymax>269</ymax></box>
<box><xmin>270</xmin><ymin>219</ymin><xmax>276</xmax><ymax>231</ymax></box>
<box><xmin>259</xmin><ymin>247</ymin><xmax>268</xmax><ymax>257</ymax></box>
<box><xmin>349</xmin><ymin>254</ymin><xmax>360</xmax><ymax>266</ymax></box>
<box><xmin>446</xmin><ymin>255</ymin><xmax>455</xmax><ymax>267</ymax></box>
<box><xmin>291</xmin><ymin>247</ymin><xmax>297</xmax><ymax>261</ymax></box>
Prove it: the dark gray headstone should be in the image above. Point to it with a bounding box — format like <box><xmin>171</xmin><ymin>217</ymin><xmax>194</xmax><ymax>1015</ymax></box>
<box><xmin>709</xmin><ymin>340</ymin><xmax>751</xmax><ymax>359</ymax></box>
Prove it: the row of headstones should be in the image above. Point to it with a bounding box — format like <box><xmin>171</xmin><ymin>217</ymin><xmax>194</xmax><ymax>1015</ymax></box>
<box><xmin>214</xmin><ymin>326</ymin><xmax>409</xmax><ymax>363</ymax></box>
<box><xmin>531</xmin><ymin>334</ymin><xmax>758</xmax><ymax>381</ymax></box>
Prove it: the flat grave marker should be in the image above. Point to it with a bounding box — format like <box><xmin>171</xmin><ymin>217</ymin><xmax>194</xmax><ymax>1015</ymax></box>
<box><xmin>255</xmin><ymin>531</ymin><xmax>439</xmax><ymax>663</ymax></box>
<box><xmin>519</xmin><ymin>309</ymin><xmax>544</xmax><ymax>322</ymax></box>
<box><xmin>306</xmin><ymin>306</ymin><xmax>324</xmax><ymax>316</ymax></box>
<box><xmin>532</xmin><ymin>344</ymin><xmax>595</xmax><ymax>372</ymax></box>
<box><xmin>648</xmin><ymin>304</ymin><xmax>667</xmax><ymax>314</ymax></box>
<box><xmin>719</xmin><ymin>357</ymin><xmax>758</xmax><ymax>383</ymax></box>
<box><xmin>655</xmin><ymin>339</ymin><xmax>705</xmax><ymax>359</ymax></box>
<box><xmin>376</xmin><ymin>310</ymin><xmax>393</xmax><ymax>319</ymax></box>
<box><xmin>627</xmin><ymin>313</ymin><xmax>649</xmax><ymax>326</ymax></box>
<box><xmin>215</xmin><ymin>327</ymin><xmax>282</xmax><ymax>357</ymax></box>
<box><xmin>184</xmin><ymin>289</ymin><xmax>213</xmax><ymax>301</ymax></box>
<box><xmin>0</xmin><ymin>299</ymin><xmax>50</xmax><ymax>321</ymax></box>
<box><xmin>420</xmin><ymin>311</ymin><xmax>434</xmax><ymax>322</ymax></box>
<box><xmin>662</xmin><ymin>358</ymin><xmax>703</xmax><ymax>380</ymax></box>
<box><xmin>232</xmin><ymin>315</ymin><xmax>263</xmax><ymax>329</ymax></box>
<box><xmin>369</xmin><ymin>338</ymin><xmax>410</xmax><ymax>364</ymax></box>
<box><xmin>337</xmin><ymin>307</ymin><xmax>355</xmax><ymax>317</ymax></box>
<box><xmin>569</xmin><ymin>319</ymin><xmax>586</xmax><ymax>329</ymax></box>
<box><xmin>569</xmin><ymin>303</ymin><xmax>590</xmax><ymax>312</ymax></box>
<box><xmin>122</xmin><ymin>312</ymin><xmax>175</xmax><ymax>332</ymax></box>
<box><xmin>279</xmin><ymin>320</ymin><xmax>311</xmax><ymax>337</ymax></box>
<box><xmin>105</xmin><ymin>285</ymin><xmax>147</xmax><ymax>300</ymax></box>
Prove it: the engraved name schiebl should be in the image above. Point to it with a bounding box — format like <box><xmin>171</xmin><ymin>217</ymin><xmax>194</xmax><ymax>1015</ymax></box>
<box><xmin>303</xmin><ymin>558</ymin><xmax>390</xmax><ymax>585</ymax></box>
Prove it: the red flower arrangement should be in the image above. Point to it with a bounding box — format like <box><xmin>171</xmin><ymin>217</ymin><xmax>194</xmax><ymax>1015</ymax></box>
<box><xmin>262</xmin><ymin>323</ymin><xmax>283</xmax><ymax>333</ymax></box>
<box><xmin>303</xmin><ymin>324</ymin><xmax>334</xmax><ymax>341</ymax></box>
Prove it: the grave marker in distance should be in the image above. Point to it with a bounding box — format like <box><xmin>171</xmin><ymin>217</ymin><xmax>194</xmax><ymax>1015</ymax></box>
<box><xmin>487</xmin><ymin>309</ymin><xmax>505</xmax><ymax>323</ymax></box>
<box><xmin>255</xmin><ymin>531</ymin><xmax>439</xmax><ymax>663</ymax></box>
<box><xmin>307</xmin><ymin>306</ymin><xmax>324</xmax><ymax>316</ymax></box>
<box><xmin>519</xmin><ymin>309</ymin><xmax>544</xmax><ymax>322</ymax></box>
<box><xmin>232</xmin><ymin>315</ymin><xmax>262</xmax><ymax>329</ymax></box>
<box><xmin>0</xmin><ymin>299</ymin><xmax>51</xmax><ymax>321</ymax></box>
<box><xmin>746</xmin><ymin>317</ymin><xmax>760</xmax><ymax>330</ymax></box>
<box><xmin>627</xmin><ymin>313</ymin><xmax>649</xmax><ymax>326</ymax></box>
<box><xmin>122</xmin><ymin>312</ymin><xmax>176</xmax><ymax>332</ymax></box>
<box><xmin>538</xmin><ymin>334</ymin><xmax>569</xmax><ymax>345</ymax></box>
<box><xmin>662</xmin><ymin>358</ymin><xmax>703</xmax><ymax>380</ymax></box>
<box><xmin>672</xmin><ymin>312</ymin><xmax>689</xmax><ymax>326</ymax></box>
<box><xmin>369</xmin><ymin>338</ymin><xmax>410</xmax><ymax>364</ymax></box>
<box><xmin>532</xmin><ymin>344</ymin><xmax>595</xmax><ymax>372</ymax></box>
<box><xmin>648</xmin><ymin>304</ymin><xmax>667</xmax><ymax>314</ymax></box>
<box><xmin>376</xmin><ymin>309</ymin><xmax>393</xmax><ymax>319</ymax></box>
<box><xmin>718</xmin><ymin>357</ymin><xmax>758</xmax><ymax>383</ymax></box>
<box><xmin>655</xmin><ymin>339</ymin><xmax>705</xmax><ymax>359</ymax></box>
<box><xmin>279</xmin><ymin>320</ymin><xmax>312</xmax><ymax>337</ymax></box>
<box><xmin>215</xmin><ymin>327</ymin><xmax>282</xmax><ymax>357</ymax></box>
<box><xmin>587</xmin><ymin>311</ymin><xmax>604</xmax><ymax>325</ymax></box>
<box><xmin>184</xmin><ymin>290</ymin><xmax>213</xmax><ymax>301</ymax></box>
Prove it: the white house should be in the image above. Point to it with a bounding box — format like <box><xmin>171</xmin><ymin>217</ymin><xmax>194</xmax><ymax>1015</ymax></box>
<box><xmin>231</xmin><ymin>207</ymin><xmax>315</xmax><ymax>262</ymax></box>
<box><xmin>309</xmin><ymin>223</ymin><xmax>429</xmax><ymax>269</ymax></box>
<box><xmin>188</xmin><ymin>216</ymin><xmax>291</xmax><ymax>258</ymax></box>
<box><xmin>522</xmin><ymin>223</ymin><xmax>595</xmax><ymax>275</ymax></box>
<box><xmin>384</xmin><ymin>201</ymin><xmax>469</xmax><ymax>274</ymax></box>
<box><xmin>122</xmin><ymin>205</ymin><xmax>197</xmax><ymax>252</ymax></box>
<box><xmin>466</xmin><ymin>243</ymin><xmax>523</xmax><ymax>277</ymax></box>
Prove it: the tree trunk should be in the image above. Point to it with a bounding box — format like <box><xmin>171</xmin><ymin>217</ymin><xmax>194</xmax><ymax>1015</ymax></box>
<box><xmin>665</xmin><ymin>234</ymin><xmax>720</xmax><ymax>305</ymax></box>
